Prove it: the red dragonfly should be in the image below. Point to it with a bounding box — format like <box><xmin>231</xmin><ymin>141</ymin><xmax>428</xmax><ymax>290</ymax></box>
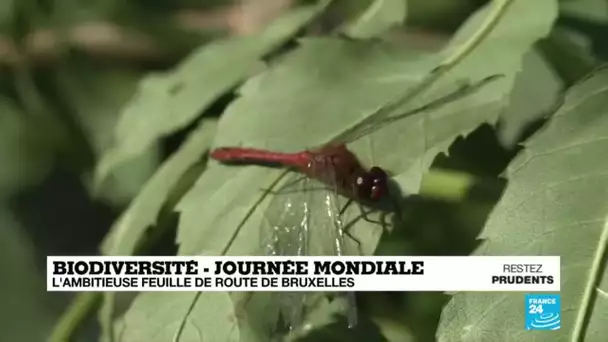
<box><xmin>210</xmin><ymin>75</ymin><xmax>500</xmax><ymax>332</ymax></box>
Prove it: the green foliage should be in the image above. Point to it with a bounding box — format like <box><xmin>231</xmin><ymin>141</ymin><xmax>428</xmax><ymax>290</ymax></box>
<box><xmin>101</xmin><ymin>119</ymin><xmax>217</xmax><ymax>257</ymax></box>
<box><xmin>0</xmin><ymin>206</ymin><xmax>54</xmax><ymax>341</ymax></box>
<box><xmin>0</xmin><ymin>0</ymin><xmax>14</xmax><ymax>31</ymax></box>
<box><xmin>561</xmin><ymin>0</ymin><xmax>608</xmax><ymax>23</ymax></box>
<box><xmin>437</xmin><ymin>66</ymin><xmax>608</xmax><ymax>342</ymax></box>
<box><xmin>342</xmin><ymin>0</ymin><xmax>407</xmax><ymax>38</ymax></box>
<box><xmin>497</xmin><ymin>48</ymin><xmax>563</xmax><ymax>147</ymax></box>
<box><xmin>54</xmin><ymin>60</ymin><xmax>160</xmax><ymax>204</ymax></box>
<box><xmin>0</xmin><ymin>98</ymin><xmax>58</xmax><ymax>195</ymax></box>
<box><xmin>95</xmin><ymin>2</ymin><xmax>329</xmax><ymax>187</ymax></box>
<box><xmin>0</xmin><ymin>0</ymin><xmax>607</xmax><ymax>341</ymax></box>
<box><xmin>125</xmin><ymin>0</ymin><xmax>559</xmax><ymax>340</ymax></box>
<box><xmin>120</xmin><ymin>292</ymin><xmax>239</xmax><ymax>342</ymax></box>
<box><xmin>97</xmin><ymin>119</ymin><xmax>217</xmax><ymax>340</ymax></box>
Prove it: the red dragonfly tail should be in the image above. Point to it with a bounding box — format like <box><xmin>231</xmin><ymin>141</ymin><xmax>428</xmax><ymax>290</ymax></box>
<box><xmin>210</xmin><ymin>147</ymin><xmax>311</xmax><ymax>168</ymax></box>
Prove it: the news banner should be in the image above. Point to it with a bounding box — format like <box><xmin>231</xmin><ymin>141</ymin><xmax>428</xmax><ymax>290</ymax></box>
<box><xmin>47</xmin><ymin>256</ymin><xmax>560</xmax><ymax>292</ymax></box>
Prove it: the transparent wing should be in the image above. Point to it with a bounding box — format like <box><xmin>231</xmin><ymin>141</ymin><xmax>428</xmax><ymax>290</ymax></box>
<box><xmin>318</xmin><ymin>161</ymin><xmax>358</xmax><ymax>328</ymax></box>
<box><xmin>261</xmin><ymin>168</ymin><xmax>347</xmax><ymax>258</ymax></box>
<box><xmin>262</xmin><ymin>171</ymin><xmax>309</xmax><ymax>258</ymax></box>
<box><xmin>261</xmin><ymin>163</ymin><xmax>355</xmax><ymax>331</ymax></box>
<box><xmin>306</xmin><ymin>162</ymin><xmax>346</xmax><ymax>258</ymax></box>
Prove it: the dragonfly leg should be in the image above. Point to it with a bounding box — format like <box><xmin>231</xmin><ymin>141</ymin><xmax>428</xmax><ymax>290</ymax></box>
<box><xmin>337</xmin><ymin>198</ymin><xmax>364</xmax><ymax>253</ymax></box>
<box><xmin>349</xmin><ymin>203</ymin><xmax>391</xmax><ymax>248</ymax></box>
<box><xmin>339</xmin><ymin>200</ymin><xmax>391</xmax><ymax>254</ymax></box>
<box><xmin>344</xmin><ymin>229</ymin><xmax>363</xmax><ymax>254</ymax></box>
<box><xmin>356</xmin><ymin>202</ymin><xmax>387</xmax><ymax>229</ymax></box>
<box><xmin>339</xmin><ymin>198</ymin><xmax>354</xmax><ymax>216</ymax></box>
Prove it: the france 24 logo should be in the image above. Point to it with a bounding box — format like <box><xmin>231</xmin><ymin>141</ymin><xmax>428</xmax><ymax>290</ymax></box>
<box><xmin>525</xmin><ymin>294</ymin><xmax>561</xmax><ymax>330</ymax></box>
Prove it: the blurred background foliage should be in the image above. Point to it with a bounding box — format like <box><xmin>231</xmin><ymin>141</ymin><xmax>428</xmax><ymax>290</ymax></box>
<box><xmin>0</xmin><ymin>0</ymin><xmax>607</xmax><ymax>341</ymax></box>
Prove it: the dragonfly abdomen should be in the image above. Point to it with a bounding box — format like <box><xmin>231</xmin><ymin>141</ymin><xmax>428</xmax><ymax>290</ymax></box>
<box><xmin>210</xmin><ymin>147</ymin><xmax>311</xmax><ymax>168</ymax></box>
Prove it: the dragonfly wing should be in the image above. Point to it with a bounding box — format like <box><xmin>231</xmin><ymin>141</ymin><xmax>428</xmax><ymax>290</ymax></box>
<box><xmin>303</xmin><ymin>170</ymin><xmax>346</xmax><ymax>257</ymax></box>
<box><xmin>261</xmin><ymin>167</ymin><xmax>351</xmax><ymax>256</ymax></box>
<box><xmin>261</xmin><ymin>172</ymin><xmax>308</xmax><ymax>257</ymax></box>
<box><xmin>261</xmin><ymin>164</ymin><xmax>357</xmax><ymax>331</ymax></box>
<box><xmin>261</xmin><ymin>172</ymin><xmax>315</xmax><ymax>330</ymax></box>
<box><xmin>308</xmin><ymin>162</ymin><xmax>358</xmax><ymax>327</ymax></box>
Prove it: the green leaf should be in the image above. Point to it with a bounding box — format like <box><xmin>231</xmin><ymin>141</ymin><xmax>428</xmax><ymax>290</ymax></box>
<box><xmin>117</xmin><ymin>293</ymin><xmax>278</xmax><ymax>342</ymax></box>
<box><xmin>119</xmin><ymin>292</ymin><xmax>240</xmax><ymax>342</ymax></box>
<box><xmin>540</xmin><ymin>27</ymin><xmax>600</xmax><ymax>86</ymax></box>
<box><xmin>284</xmin><ymin>298</ymin><xmax>348</xmax><ymax>341</ymax></box>
<box><xmin>436</xmin><ymin>67</ymin><xmax>608</xmax><ymax>341</ymax></box>
<box><xmin>406</xmin><ymin>0</ymin><xmax>478</xmax><ymax>30</ymax></box>
<box><xmin>497</xmin><ymin>47</ymin><xmax>563</xmax><ymax>147</ymax></box>
<box><xmin>0</xmin><ymin>0</ymin><xmax>14</xmax><ymax>31</ymax></box>
<box><xmin>55</xmin><ymin>61</ymin><xmax>160</xmax><ymax>204</ymax></box>
<box><xmin>0</xmin><ymin>97</ymin><xmax>56</xmax><ymax>196</ymax></box>
<box><xmin>179</xmin><ymin>0</ymin><xmax>557</xmax><ymax>256</ymax></box>
<box><xmin>95</xmin><ymin>2</ymin><xmax>329</xmax><ymax>186</ymax></box>
<box><xmin>586</xmin><ymin>269</ymin><xmax>608</xmax><ymax>341</ymax></box>
<box><xmin>351</xmin><ymin>0</ymin><xmax>556</xmax><ymax>193</ymax></box>
<box><xmin>342</xmin><ymin>0</ymin><xmax>407</xmax><ymax>39</ymax></box>
<box><xmin>373</xmin><ymin>318</ymin><xmax>415</xmax><ymax>342</ymax></box>
<box><xmin>144</xmin><ymin>0</ymin><xmax>557</xmax><ymax>338</ymax></box>
<box><xmin>98</xmin><ymin>119</ymin><xmax>217</xmax><ymax>340</ymax></box>
<box><xmin>0</xmin><ymin>205</ymin><xmax>54</xmax><ymax>342</ymax></box>
<box><xmin>101</xmin><ymin>118</ymin><xmax>217</xmax><ymax>257</ymax></box>
<box><xmin>178</xmin><ymin>37</ymin><xmax>436</xmax><ymax>258</ymax></box>
<box><xmin>561</xmin><ymin>0</ymin><xmax>608</xmax><ymax>23</ymax></box>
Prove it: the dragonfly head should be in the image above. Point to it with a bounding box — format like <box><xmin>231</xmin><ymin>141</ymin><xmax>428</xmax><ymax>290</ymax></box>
<box><xmin>355</xmin><ymin>166</ymin><xmax>389</xmax><ymax>201</ymax></box>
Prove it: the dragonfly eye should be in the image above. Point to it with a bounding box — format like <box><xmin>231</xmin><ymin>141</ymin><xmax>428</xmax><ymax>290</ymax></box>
<box><xmin>356</xmin><ymin>167</ymin><xmax>389</xmax><ymax>201</ymax></box>
<box><xmin>370</xmin><ymin>184</ymin><xmax>384</xmax><ymax>200</ymax></box>
<box><xmin>369</xmin><ymin>167</ymin><xmax>388</xmax><ymax>200</ymax></box>
<box><xmin>369</xmin><ymin>166</ymin><xmax>387</xmax><ymax>178</ymax></box>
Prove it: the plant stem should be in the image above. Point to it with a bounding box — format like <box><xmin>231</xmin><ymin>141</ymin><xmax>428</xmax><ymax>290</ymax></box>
<box><xmin>571</xmin><ymin>219</ymin><xmax>608</xmax><ymax>341</ymax></box>
<box><xmin>48</xmin><ymin>292</ymin><xmax>101</xmax><ymax>342</ymax></box>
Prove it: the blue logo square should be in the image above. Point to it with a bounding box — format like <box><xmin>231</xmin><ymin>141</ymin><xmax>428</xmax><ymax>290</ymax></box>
<box><xmin>525</xmin><ymin>294</ymin><xmax>561</xmax><ymax>330</ymax></box>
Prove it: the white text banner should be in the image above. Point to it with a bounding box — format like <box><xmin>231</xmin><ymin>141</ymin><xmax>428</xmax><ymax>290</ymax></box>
<box><xmin>47</xmin><ymin>256</ymin><xmax>561</xmax><ymax>292</ymax></box>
